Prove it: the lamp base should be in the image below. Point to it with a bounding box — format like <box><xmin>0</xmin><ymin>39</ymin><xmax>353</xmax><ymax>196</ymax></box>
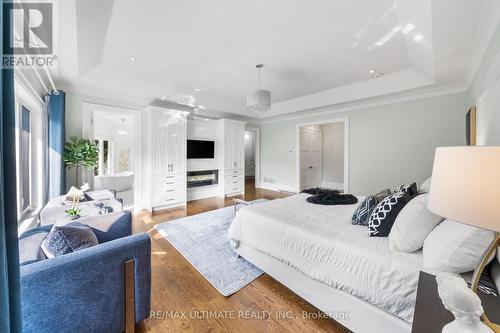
<box><xmin>471</xmin><ymin>233</ymin><xmax>500</xmax><ymax>333</ymax></box>
<box><xmin>488</xmin><ymin>323</ymin><xmax>500</xmax><ymax>333</ymax></box>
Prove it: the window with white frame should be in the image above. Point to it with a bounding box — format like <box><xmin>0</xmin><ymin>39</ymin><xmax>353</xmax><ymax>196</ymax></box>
<box><xmin>18</xmin><ymin>106</ymin><xmax>31</xmax><ymax>213</ymax></box>
<box><xmin>14</xmin><ymin>77</ymin><xmax>46</xmax><ymax>222</ymax></box>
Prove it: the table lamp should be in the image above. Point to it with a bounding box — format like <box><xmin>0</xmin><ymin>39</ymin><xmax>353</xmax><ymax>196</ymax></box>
<box><xmin>428</xmin><ymin>146</ymin><xmax>500</xmax><ymax>331</ymax></box>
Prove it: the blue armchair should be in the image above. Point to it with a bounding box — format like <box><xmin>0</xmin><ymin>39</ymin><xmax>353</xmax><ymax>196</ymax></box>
<box><xmin>18</xmin><ymin>211</ymin><xmax>151</xmax><ymax>333</ymax></box>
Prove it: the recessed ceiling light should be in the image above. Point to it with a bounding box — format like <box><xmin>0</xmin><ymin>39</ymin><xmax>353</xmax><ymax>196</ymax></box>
<box><xmin>369</xmin><ymin>69</ymin><xmax>383</xmax><ymax>78</ymax></box>
<box><xmin>413</xmin><ymin>34</ymin><xmax>424</xmax><ymax>42</ymax></box>
<box><xmin>129</xmin><ymin>57</ymin><xmax>136</xmax><ymax>62</ymax></box>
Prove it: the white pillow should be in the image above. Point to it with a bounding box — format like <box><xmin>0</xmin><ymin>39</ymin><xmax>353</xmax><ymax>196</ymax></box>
<box><xmin>423</xmin><ymin>219</ymin><xmax>496</xmax><ymax>274</ymax></box>
<box><xmin>389</xmin><ymin>194</ymin><xmax>443</xmax><ymax>253</ymax></box>
<box><xmin>419</xmin><ymin>177</ymin><xmax>431</xmax><ymax>193</ymax></box>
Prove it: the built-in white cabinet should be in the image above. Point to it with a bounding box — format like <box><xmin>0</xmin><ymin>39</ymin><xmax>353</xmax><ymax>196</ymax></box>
<box><xmin>143</xmin><ymin>106</ymin><xmax>188</xmax><ymax>211</ymax></box>
<box><xmin>218</xmin><ymin>119</ymin><xmax>245</xmax><ymax>196</ymax></box>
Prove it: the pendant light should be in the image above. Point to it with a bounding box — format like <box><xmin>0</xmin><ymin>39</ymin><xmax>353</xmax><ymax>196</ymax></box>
<box><xmin>247</xmin><ymin>64</ymin><xmax>271</xmax><ymax>112</ymax></box>
<box><xmin>117</xmin><ymin>118</ymin><xmax>127</xmax><ymax>136</ymax></box>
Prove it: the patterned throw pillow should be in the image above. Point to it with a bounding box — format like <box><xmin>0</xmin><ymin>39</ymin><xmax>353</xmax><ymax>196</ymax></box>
<box><xmin>368</xmin><ymin>191</ymin><xmax>411</xmax><ymax>237</ymax></box>
<box><xmin>41</xmin><ymin>222</ymin><xmax>98</xmax><ymax>258</ymax></box>
<box><xmin>393</xmin><ymin>182</ymin><xmax>418</xmax><ymax>197</ymax></box>
<box><xmin>352</xmin><ymin>196</ymin><xmax>378</xmax><ymax>226</ymax></box>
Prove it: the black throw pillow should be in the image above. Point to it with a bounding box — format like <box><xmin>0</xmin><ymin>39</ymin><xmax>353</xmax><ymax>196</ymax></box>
<box><xmin>352</xmin><ymin>196</ymin><xmax>378</xmax><ymax>226</ymax></box>
<box><xmin>368</xmin><ymin>191</ymin><xmax>411</xmax><ymax>237</ymax></box>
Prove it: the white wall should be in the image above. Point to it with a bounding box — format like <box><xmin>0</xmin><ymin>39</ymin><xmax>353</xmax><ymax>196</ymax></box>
<box><xmin>471</xmin><ymin>21</ymin><xmax>500</xmax><ymax>145</ymax></box>
<box><xmin>321</xmin><ymin>122</ymin><xmax>344</xmax><ymax>186</ymax></box>
<box><xmin>186</xmin><ymin>119</ymin><xmax>219</xmax><ymax>171</ymax></box>
<box><xmin>260</xmin><ymin>92</ymin><xmax>468</xmax><ymax>195</ymax></box>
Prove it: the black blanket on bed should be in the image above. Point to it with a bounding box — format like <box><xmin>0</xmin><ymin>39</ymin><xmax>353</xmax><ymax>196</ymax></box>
<box><xmin>301</xmin><ymin>188</ymin><xmax>358</xmax><ymax>205</ymax></box>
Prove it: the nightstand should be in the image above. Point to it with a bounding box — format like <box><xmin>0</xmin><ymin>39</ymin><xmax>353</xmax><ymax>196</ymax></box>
<box><xmin>412</xmin><ymin>271</ymin><xmax>500</xmax><ymax>332</ymax></box>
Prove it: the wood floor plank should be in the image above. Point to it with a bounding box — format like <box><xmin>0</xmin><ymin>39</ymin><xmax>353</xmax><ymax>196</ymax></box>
<box><xmin>135</xmin><ymin>179</ymin><xmax>350</xmax><ymax>333</ymax></box>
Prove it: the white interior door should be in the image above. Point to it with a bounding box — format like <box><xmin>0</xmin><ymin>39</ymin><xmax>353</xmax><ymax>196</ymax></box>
<box><xmin>300</xmin><ymin>127</ymin><xmax>322</xmax><ymax>190</ymax></box>
<box><xmin>245</xmin><ymin>130</ymin><xmax>255</xmax><ymax>176</ymax></box>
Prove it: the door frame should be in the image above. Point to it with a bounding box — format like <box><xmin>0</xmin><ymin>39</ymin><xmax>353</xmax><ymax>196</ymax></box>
<box><xmin>82</xmin><ymin>102</ymin><xmax>143</xmax><ymax>210</ymax></box>
<box><xmin>295</xmin><ymin>117</ymin><xmax>349</xmax><ymax>193</ymax></box>
<box><xmin>245</xmin><ymin>126</ymin><xmax>261</xmax><ymax>189</ymax></box>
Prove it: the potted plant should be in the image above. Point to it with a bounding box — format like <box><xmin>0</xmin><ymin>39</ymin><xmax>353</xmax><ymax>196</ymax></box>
<box><xmin>64</xmin><ymin>183</ymin><xmax>89</xmax><ymax>220</ymax></box>
<box><xmin>63</xmin><ymin>136</ymin><xmax>99</xmax><ymax>186</ymax></box>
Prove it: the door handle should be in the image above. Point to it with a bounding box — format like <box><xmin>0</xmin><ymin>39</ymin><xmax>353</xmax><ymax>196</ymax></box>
<box><xmin>308</xmin><ymin>166</ymin><xmax>313</xmax><ymax>169</ymax></box>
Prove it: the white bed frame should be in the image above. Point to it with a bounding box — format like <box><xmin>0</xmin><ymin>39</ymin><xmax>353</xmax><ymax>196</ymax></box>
<box><xmin>237</xmin><ymin>243</ymin><xmax>411</xmax><ymax>333</ymax></box>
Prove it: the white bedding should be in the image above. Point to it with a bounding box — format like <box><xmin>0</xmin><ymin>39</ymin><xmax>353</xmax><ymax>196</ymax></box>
<box><xmin>228</xmin><ymin>194</ymin><xmax>423</xmax><ymax>322</ymax></box>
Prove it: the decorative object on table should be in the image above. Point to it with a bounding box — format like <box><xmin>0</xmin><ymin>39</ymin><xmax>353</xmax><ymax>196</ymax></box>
<box><xmin>436</xmin><ymin>275</ymin><xmax>493</xmax><ymax>333</ymax></box>
<box><xmin>93</xmin><ymin>200</ymin><xmax>114</xmax><ymax>215</ymax></box>
<box><xmin>428</xmin><ymin>146</ymin><xmax>500</xmax><ymax>331</ymax></box>
<box><xmin>63</xmin><ymin>136</ymin><xmax>99</xmax><ymax>185</ymax></box>
<box><xmin>466</xmin><ymin>107</ymin><xmax>477</xmax><ymax>146</ymax></box>
<box><xmin>64</xmin><ymin>183</ymin><xmax>89</xmax><ymax>220</ymax></box>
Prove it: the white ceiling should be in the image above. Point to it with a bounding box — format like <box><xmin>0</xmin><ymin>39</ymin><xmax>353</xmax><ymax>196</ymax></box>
<box><xmin>52</xmin><ymin>0</ymin><xmax>498</xmax><ymax>119</ymax></box>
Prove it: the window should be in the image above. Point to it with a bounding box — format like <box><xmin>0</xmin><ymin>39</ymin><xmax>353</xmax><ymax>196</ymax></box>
<box><xmin>19</xmin><ymin>106</ymin><xmax>31</xmax><ymax>213</ymax></box>
<box><xmin>14</xmin><ymin>77</ymin><xmax>46</xmax><ymax>226</ymax></box>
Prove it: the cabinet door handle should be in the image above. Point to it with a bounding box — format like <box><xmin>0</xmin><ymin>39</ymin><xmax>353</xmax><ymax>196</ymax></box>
<box><xmin>172</xmin><ymin>163</ymin><xmax>174</xmax><ymax>172</ymax></box>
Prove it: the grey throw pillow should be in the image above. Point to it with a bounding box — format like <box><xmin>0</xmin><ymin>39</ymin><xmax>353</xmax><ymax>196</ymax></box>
<box><xmin>41</xmin><ymin>222</ymin><xmax>98</xmax><ymax>258</ymax></box>
<box><xmin>373</xmin><ymin>188</ymin><xmax>391</xmax><ymax>202</ymax></box>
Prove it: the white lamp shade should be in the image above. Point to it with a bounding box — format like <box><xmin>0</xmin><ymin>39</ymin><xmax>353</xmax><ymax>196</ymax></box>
<box><xmin>427</xmin><ymin>146</ymin><xmax>500</xmax><ymax>232</ymax></box>
<box><xmin>246</xmin><ymin>89</ymin><xmax>271</xmax><ymax>112</ymax></box>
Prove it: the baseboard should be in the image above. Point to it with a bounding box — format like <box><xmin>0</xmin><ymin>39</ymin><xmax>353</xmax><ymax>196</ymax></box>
<box><xmin>321</xmin><ymin>181</ymin><xmax>344</xmax><ymax>190</ymax></box>
<box><xmin>258</xmin><ymin>182</ymin><xmax>297</xmax><ymax>193</ymax></box>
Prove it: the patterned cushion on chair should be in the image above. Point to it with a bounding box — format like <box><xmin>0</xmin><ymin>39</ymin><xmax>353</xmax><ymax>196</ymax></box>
<box><xmin>368</xmin><ymin>192</ymin><xmax>411</xmax><ymax>237</ymax></box>
<box><xmin>352</xmin><ymin>196</ymin><xmax>378</xmax><ymax>226</ymax></box>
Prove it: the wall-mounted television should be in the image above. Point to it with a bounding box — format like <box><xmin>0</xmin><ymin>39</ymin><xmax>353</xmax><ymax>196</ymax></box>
<box><xmin>187</xmin><ymin>140</ymin><xmax>215</xmax><ymax>159</ymax></box>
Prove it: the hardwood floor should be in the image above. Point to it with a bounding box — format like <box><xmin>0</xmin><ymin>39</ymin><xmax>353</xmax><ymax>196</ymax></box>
<box><xmin>134</xmin><ymin>179</ymin><xmax>349</xmax><ymax>333</ymax></box>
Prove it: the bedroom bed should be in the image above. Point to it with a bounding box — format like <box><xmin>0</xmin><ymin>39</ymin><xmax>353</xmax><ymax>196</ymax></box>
<box><xmin>228</xmin><ymin>193</ymin><xmax>423</xmax><ymax>333</ymax></box>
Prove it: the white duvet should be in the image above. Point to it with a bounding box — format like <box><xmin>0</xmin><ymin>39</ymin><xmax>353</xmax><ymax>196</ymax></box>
<box><xmin>228</xmin><ymin>194</ymin><xmax>423</xmax><ymax>322</ymax></box>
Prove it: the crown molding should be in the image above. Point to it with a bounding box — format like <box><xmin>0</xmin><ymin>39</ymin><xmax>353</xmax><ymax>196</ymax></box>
<box><xmin>257</xmin><ymin>84</ymin><xmax>468</xmax><ymax>125</ymax></box>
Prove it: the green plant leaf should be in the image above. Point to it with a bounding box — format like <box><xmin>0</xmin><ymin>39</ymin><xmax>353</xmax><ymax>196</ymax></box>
<box><xmin>63</xmin><ymin>136</ymin><xmax>100</xmax><ymax>169</ymax></box>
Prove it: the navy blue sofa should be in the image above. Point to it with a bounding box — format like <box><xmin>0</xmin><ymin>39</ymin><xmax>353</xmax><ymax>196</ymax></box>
<box><xmin>18</xmin><ymin>211</ymin><xmax>151</xmax><ymax>333</ymax></box>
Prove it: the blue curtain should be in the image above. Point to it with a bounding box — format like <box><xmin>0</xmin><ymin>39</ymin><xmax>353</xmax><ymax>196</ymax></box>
<box><xmin>0</xmin><ymin>0</ymin><xmax>21</xmax><ymax>331</ymax></box>
<box><xmin>47</xmin><ymin>91</ymin><xmax>66</xmax><ymax>198</ymax></box>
